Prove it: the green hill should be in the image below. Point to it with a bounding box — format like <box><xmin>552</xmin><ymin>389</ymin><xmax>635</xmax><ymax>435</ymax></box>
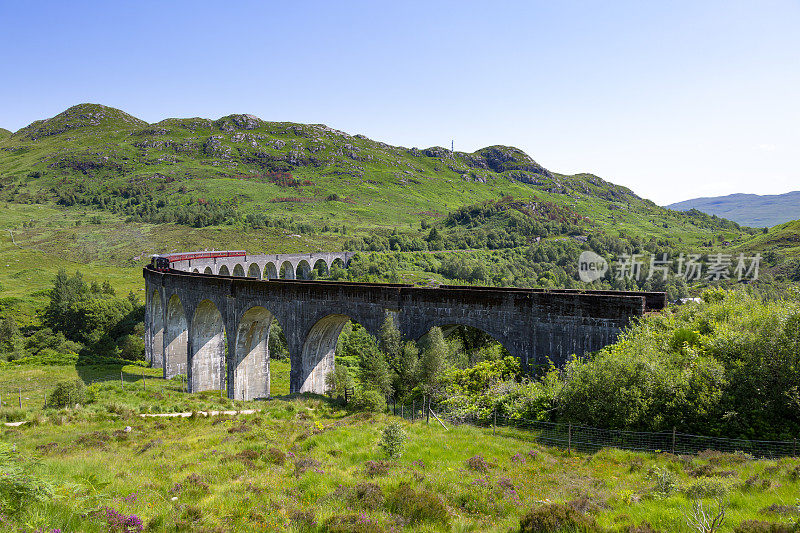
<box><xmin>0</xmin><ymin>103</ymin><xmax>751</xmax><ymax>248</ymax></box>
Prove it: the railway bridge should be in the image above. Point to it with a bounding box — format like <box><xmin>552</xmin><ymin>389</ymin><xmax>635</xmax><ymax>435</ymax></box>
<box><xmin>144</xmin><ymin>252</ymin><xmax>666</xmax><ymax>400</ymax></box>
<box><xmin>169</xmin><ymin>250</ymin><xmax>356</xmax><ymax>280</ymax></box>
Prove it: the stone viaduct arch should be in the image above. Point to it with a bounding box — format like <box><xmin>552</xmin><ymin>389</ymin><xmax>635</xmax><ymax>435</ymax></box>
<box><xmin>168</xmin><ymin>251</ymin><xmax>355</xmax><ymax>281</ymax></box>
<box><xmin>145</xmin><ymin>263</ymin><xmax>665</xmax><ymax>401</ymax></box>
<box><xmin>164</xmin><ymin>294</ymin><xmax>188</xmax><ymax>379</ymax></box>
<box><xmin>264</xmin><ymin>263</ymin><xmax>278</xmax><ymax>280</ymax></box>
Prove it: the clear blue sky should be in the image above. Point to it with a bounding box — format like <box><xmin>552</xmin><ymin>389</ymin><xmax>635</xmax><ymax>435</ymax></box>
<box><xmin>1</xmin><ymin>0</ymin><xmax>797</xmax><ymax>205</ymax></box>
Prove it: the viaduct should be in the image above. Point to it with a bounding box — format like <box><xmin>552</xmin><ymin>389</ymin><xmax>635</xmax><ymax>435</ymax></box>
<box><xmin>143</xmin><ymin>251</ymin><xmax>666</xmax><ymax>400</ymax></box>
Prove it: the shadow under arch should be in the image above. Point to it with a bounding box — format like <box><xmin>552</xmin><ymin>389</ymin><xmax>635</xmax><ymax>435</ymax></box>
<box><xmin>190</xmin><ymin>299</ymin><xmax>225</xmax><ymax>392</ymax></box>
<box><xmin>203</xmin><ymin>266</ymin><xmax>213</xmax><ymax>274</ymax></box>
<box><xmin>164</xmin><ymin>294</ymin><xmax>188</xmax><ymax>379</ymax></box>
<box><xmin>279</xmin><ymin>261</ymin><xmax>295</xmax><ymax>280</ymax></box>
<box><xmin>418</xmin><ymin>323</ymin><xmax>511</xmax><ymax>369</ymax></box>
<box><xmin>313</xmin><ymin>259</ymin><xmax>329</xmax><ymax>278</ymax></box>
<box><xmin>297</xmin><ymin>314</ymin><xmax>352</xmax><ymax>393</ymax></box>
<box><xmin>264</xmin><ymin>262</ymin><xmax>278</xmax><ymax>280</ymax></box>
<box><xmin>149</xmin><ymin>289</ymin><xmax>164</xmax><ymax>367</ymax></box>
<box><xmin>192</xmin><ymin>268</ymin><xmax>199</xmax><ymax>273</ymax></box>
<box><xmin>233</xmin><ymin>306</ymin><xmax>274</xmax><ymax>400</ymax></box>
<box><xmin>247</xmin><ymin>263</ymin><xmax>261</xmax><ymax>279</ymax></box>
<box><xmin>296</xmin><ymin>260</ymin><xmax>311</xmax><ymax>280</ymax></box>
<box><xmin>232</xmin><ymin>264</ymin><xmax>246</xmax><ymax>277</ymax></box>
<box><xmin>329</xmin><ymin>258</ymin><xmax>346</xmax><ymax>279</ymax></box>
<box><xmin>218</xmin><ymin>265</ymin><xmax>231</xmax><ymax>276</ymax></box>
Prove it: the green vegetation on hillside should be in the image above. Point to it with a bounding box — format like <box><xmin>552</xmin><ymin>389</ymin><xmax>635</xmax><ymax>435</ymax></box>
<box><xmin>432</xmin><ymin>288</ymin><xmax>800</xmax><ymax>440</ymax></box>
<box><xmin>1</xmin><ymin>270</ymin><xmax>144</xmax><ymax>366</ymax></box>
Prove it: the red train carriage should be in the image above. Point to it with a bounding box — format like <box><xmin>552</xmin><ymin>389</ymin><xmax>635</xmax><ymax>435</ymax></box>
<box><xmin>150</xmin><ymin>251</ymin><xmax>246</xmax><ymax>271</ymax></box>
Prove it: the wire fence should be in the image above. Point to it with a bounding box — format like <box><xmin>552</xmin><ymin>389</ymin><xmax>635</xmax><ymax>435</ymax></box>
<box><xmin>0</xmin><ymin>369</ymin><xmax>171</xmax><ymax>410</ymax></box>
<box><xmin>384</xmin><ymin>400</ymin><xmax>799</xmax><ymax>459</ymax></box>
<box><xmin>4</xmin><ymin>375</ymin><xmax>797</xmax><ymax>458</ymax></box>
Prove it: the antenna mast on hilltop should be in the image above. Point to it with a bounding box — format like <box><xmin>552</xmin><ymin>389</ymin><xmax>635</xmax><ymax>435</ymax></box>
<box><xmin>451</xmin><ymin>140</ymin><xmax>454</xmax><ymax>153</ymax></box>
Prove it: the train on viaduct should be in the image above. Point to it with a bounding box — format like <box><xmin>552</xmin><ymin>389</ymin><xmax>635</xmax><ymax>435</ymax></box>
<box><xmin>143</xmin><ymin>251</ymin><xmax>666</xmax><ymax>400</ymax></box>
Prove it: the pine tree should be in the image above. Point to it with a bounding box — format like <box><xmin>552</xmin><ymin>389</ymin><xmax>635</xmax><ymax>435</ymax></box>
<box><xmin>357</xmin><ymin>329</ymin><xmax>392</xmax><ymax>397</ymax></box>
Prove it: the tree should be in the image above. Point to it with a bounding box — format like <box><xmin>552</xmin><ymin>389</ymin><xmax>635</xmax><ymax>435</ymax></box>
<box><xmin>393</xmin><ymin>341</ymin><xmax>419</xmax><ymax>401</ymax></box>
<box><xmin>378</xmin><ymin>315</ymin><xmax>401</xmax><ymax>370</ymax></box>
<box><xmin>0</xmin><ymin>315</ymin><xmax>20</xmax><ymax>353</ymax></box>
<box><xmin>44</xmin><ymin>269</ymin><xmax>87</xmax><ymax>339</ymax></box>
<box><xmin>418</xmin><ymin>327</ymin><xmax>447</xmax><ymax>397</ymax></box>
<box><xmin>357</xmin><ymin>329</ymin><xmax>392</xmax><ymax>397</ymax></box>
<box><xmin>326</xmin><ymin>364</ymin><xmax>355</xmax><ymax>398</ymax></box>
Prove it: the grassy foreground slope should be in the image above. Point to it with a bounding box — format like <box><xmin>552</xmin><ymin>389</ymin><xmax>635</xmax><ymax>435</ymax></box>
<box><xmin>2</xmin><ymin>363</ymin><xmax>800</xmax><ymax>532</ymax></box>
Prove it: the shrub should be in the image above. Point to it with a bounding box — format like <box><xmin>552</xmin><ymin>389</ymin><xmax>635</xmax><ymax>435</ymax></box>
<box><xmin>466</xmin><ymin>455</ymin><xmax>495</xmax><ymax>473</ymax></box>
<box><xmin>351</xmin><ymin>389</ymin><xmax>386</xmax><ymax>412</ymax></box>
<box><xmin>685</xmin><ymin>478</ymin><xmax>729</xmax><ymax>499</ymax></box>
<box><xmin>364</xmin><ymin>460</ymin><xmax>392</xmax><ymax>478</ymax></box>
<box><xmin>117</xmin><ymin>334</ymin><xmax>145</xmax><ymax>361</ymax></box>
<box><xmin>733</xmin><ymin>521</ymin><xmax>800</xmax><ymax>533</ymax></box>
<box><xmin>354</xmin><ymin>482</ymin><xmax>384</xmax><ymax>510</ymax></box>
<box><xmin>169</xmin><ymin>473</ymin><xmax>209</xmax><ymax>496</ymax></box>
<box><xmin>294</xmin><ymin>457</ymin><xmax>322</xmax><ymax>477</ymax></box>
<box><xmin>387</xmin><ymin>483</ymin><xmax>449</xmax><ymax>525</ymax></box>
<box><xmin>378</xmin><ymin>421</ymin><xmax>407</xmax><ymax>459</ymax></box>
<box><xmin>761</xmin><ymin>504</ymin><xmax>800</xmax><ymax>516</ymax></box>
<box><xmin>519</xmin><ymin>502</ymin><xmax>601</xmax><ymax>533</ymax></box>
<box><xmin>324</xmin><ymin>514</ymin><xmax>385</xmax><ymax>533</ymax></box>
<box><xmin>266</xmin><ymin>447</ymin><xmax>286</xmax><ymax>465</ymax></box>
<box><xmin>90</xmin><ymin>506</ymin><xmax>143</xmax><ymax>533</ymax></box>
<box><xmin>289</xmin><ymin>509</ymin><xmax>317</xmax><ymax>531</ymax></box>
<box><xmin>46</xmin><ymin>379</ymin><xmax>89</xmax><ymax>408</ymax></box>
<box><xmin>647</xmin><ymin>467</ymin><xmax>677</xmax><ymax>497</ymax></box>
<box><xmin>621</xmin><ymin>523</ymin><xmax>664</xmax><ymax>533</ymax></box>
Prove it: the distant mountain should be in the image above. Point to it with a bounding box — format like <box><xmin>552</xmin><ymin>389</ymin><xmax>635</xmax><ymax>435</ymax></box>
<box><xmin>667</xmin><ymin>192</ymin><xmax>800</xmax><ymax>228</ymax></box>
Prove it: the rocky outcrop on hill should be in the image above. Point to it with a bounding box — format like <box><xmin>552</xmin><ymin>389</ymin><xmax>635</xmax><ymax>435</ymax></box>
<box><xmin>14</xmin><ymin>104</ymin><xmax>147</xmax><ymax>140</ymax></box>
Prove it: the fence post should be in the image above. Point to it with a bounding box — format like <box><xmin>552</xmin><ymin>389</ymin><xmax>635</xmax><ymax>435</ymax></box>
<box><xmin>412</xmin><ymin>399</ymin><xmax>415</xmax><ymax>423</ymax></box>
<box><xmin>401</xmin><ymin>403</ymin><xmax>404</xmax><ymax>420</ymax></box>
<box><xmin>568</xmin><ymin>423</ymin><xmax>572</xmax><ymax>454</ymax></box>
<box><xmin>794</xmin><ymin>438</ymin><xmax>797</xmax><ymax>457</ymax></box>
<box><xmin>121</xmin><ymin>371</ymin><xmax>124</xmax><ymax>390</ymax></box>
<box><xmin>672</xmin><ymin>426</ymin><xmax>676</xmax><ymax>454</ymax></box>
<box><xmin>493</xmin><ymin>408</ymin><xmax>497</xmax><ymax>436</ymax></box>
<box><xmin>142</xmin><ymin>368</ymin><xmax>146</xmax><ymax>390</ymax></box>
<box><xmin>426</xmin><ymin>396</ymin><xmax>430</xmax><ymax>425</ymax></box>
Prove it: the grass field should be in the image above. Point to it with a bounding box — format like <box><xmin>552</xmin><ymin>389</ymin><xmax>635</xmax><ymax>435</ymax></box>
<box><xmin>1</xmin><ymin>364</ymin><xmax>799</xmax><ymax>532</ymax></box>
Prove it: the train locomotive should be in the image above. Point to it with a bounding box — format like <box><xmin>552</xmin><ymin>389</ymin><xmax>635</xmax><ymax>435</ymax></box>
<box><xmin>149</xmin><ymin>251</ymin><xmax>246</xmax><ymax>272</ymax></box>
<box><xmin>150</xmin><ymin>255</ymin><xmax>171</xmax><ymax>272</ymax></box>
